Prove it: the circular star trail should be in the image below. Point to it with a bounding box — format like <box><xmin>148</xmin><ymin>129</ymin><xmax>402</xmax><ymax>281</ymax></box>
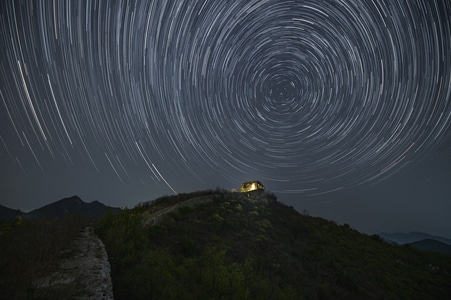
<box><xmin>1</xmin><ymin>0</ymin><xmax>451</xmax><ymax>198</ymax></box>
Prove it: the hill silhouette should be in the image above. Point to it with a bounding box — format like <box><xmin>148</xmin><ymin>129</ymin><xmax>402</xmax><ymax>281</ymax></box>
<box><xmin>407</xmin><ymin>239</ymin><xmax>451</xmax><ymax>255</ymax></box>
<box><xmin>0</xmin><ymin>204</ymin><xmax>22</xmax><ymax>222</ymax></box>
<box><xmin>97</xmin><ymin>190</ymin><xmax>451</xmax><ymax>299</ymax></box>
<box><xmin>1</xmin><ymin>196</ymin><xmax>120</xmax><ymax>221</ymax></box>
<box><xmin>23</xmin><ymin>196</ymin><xmax>121</xmax><ymax>219</ymax></box>
<box><xmin>379</xmin><ymin>231</ymin><xmax>451</xmax><ymax>246</ymax></box>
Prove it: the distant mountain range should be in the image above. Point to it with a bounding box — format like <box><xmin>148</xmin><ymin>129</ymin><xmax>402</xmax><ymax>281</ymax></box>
<box><xmin>0</xmin><ymin>196</ymin><xmax>120</xmax><ymax>221</ymax></box>
<box><xmin>379</xmin><ymin>231</ymin><xmax>451</xmax><ymax>246</ymax></box>
<box><xmin>378</xmin><ymin>231</ymin><xmax>451</xmax><ymax>254</ymax></box>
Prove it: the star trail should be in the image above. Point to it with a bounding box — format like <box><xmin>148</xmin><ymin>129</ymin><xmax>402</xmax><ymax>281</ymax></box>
<box><xmin>1</xmin><ymin>0</ymin><xmax>451</xmax><ymax>234</ymax></box>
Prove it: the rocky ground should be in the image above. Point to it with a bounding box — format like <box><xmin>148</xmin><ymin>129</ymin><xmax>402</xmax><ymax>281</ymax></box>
<box><xmin>34</xmin><ymin>226</ymin><xmax>113</xmax><ymax>299</ymax></box>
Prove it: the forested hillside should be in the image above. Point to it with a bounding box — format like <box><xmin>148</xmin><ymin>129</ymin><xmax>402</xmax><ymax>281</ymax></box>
<box><xmin>97</xmin><ymin>190</ymin><xmax>451</xmax><ymax>299</ymax></box>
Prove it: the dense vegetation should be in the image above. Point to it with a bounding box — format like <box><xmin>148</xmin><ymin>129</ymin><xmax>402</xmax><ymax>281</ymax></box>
<box><xmin>0</xmin><ymin>216</ymin><xmax>89</xmax><ymax>299</ymax></box>
<box><xmin>97</xmin><ymin>190</ymin><xmax>451</xmax><ymax>299</ymax></box>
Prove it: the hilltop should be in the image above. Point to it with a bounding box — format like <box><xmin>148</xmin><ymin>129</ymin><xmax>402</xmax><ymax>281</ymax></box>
<box><xmin>97</xmin><ymin>190</ymin><xmax>451</xmax><ymax>299</ymax></box>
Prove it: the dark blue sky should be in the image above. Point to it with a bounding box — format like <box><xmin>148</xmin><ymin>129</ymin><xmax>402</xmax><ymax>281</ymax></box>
<box><xmin>1</xmin><ymin>0</ymin><xmax>450</xmax><ymax>238</ymax></box>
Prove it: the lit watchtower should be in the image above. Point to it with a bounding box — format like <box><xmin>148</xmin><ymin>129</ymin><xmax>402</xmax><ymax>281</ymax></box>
<box><xmin>240</xmin><ymin>181</ymin><xmax>265</xmax><ymax>193</ymax></box>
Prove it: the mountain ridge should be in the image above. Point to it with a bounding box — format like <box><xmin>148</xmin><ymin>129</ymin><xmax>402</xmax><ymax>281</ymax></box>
<box><xmin>0</xmin><ymin>196</ymin><xmax>120</xmax><ymax>221</ymax></box>
<box><xmin>379</xmin><ymin>231</ymin><xmax>451</xmax><ymax>246</ymax></box>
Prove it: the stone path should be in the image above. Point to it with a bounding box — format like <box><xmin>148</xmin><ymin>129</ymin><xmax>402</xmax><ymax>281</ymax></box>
<box><xmin>35</xmin><ymin>226</ymin><xmax>114</xmax><ymax>299</ymax></box>
<box><xmin>142</xmin><ymin>195</ymin><xmax>217</xmax><ymax>226</ymax></box>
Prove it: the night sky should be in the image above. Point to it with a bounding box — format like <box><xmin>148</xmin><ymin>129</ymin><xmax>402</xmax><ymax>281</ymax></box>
<box><xmin>1</xmin><ymin>1</ymin><xmax>451</xmax><ymax>237</ymax></box>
